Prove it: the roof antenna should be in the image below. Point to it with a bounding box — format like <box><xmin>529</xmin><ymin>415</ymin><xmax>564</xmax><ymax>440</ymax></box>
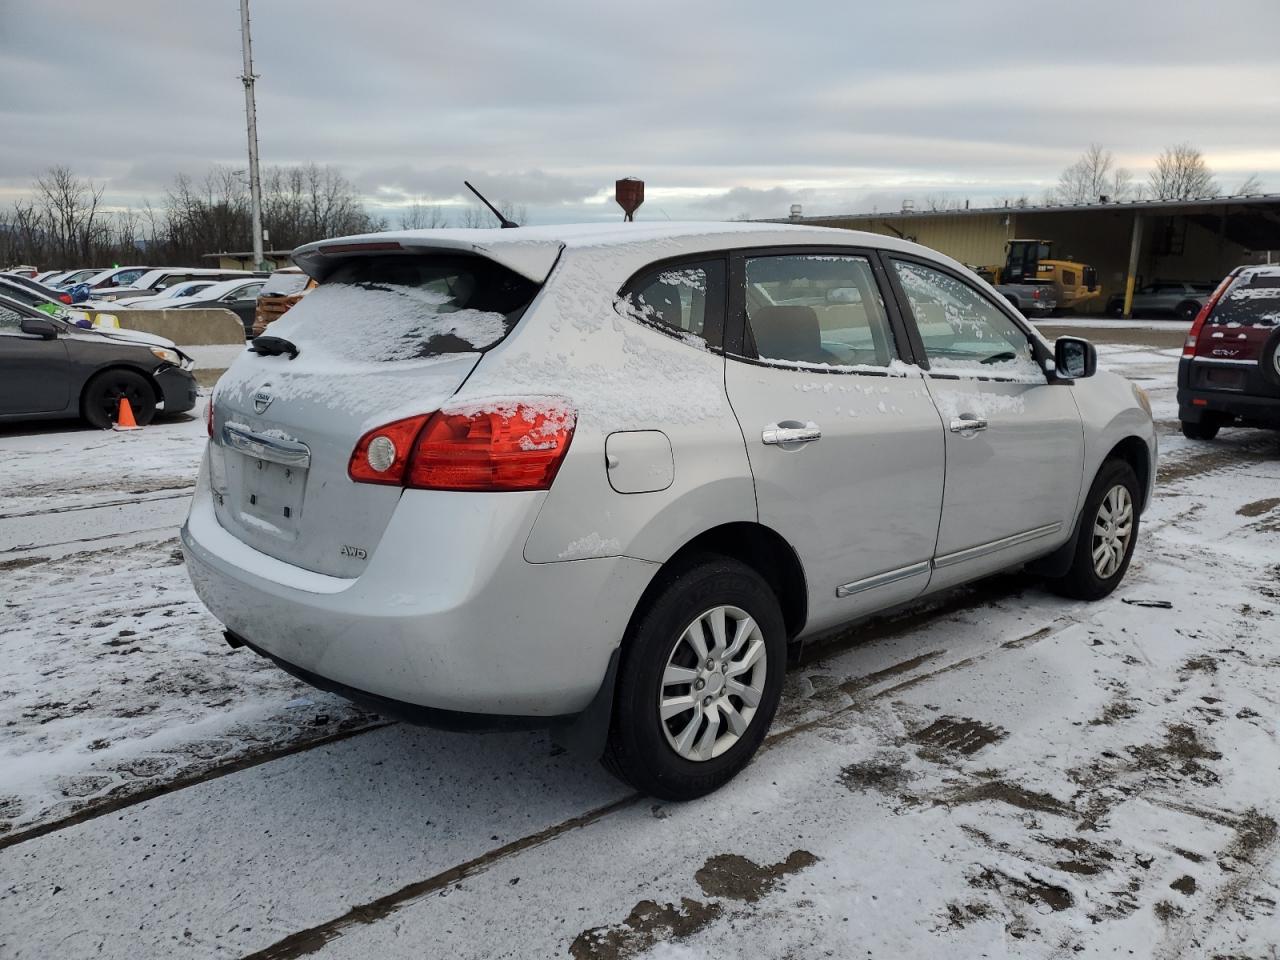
<box><xmin>464</xmin><ymin>181</ymin><xmax>518</xmax><ymax>228</ymax></box>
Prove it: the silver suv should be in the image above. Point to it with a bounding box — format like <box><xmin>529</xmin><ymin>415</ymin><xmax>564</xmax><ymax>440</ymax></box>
<box><xmin>182</xmin><ymin>223</ymin><xmax>1156</xmax><ymax>799</ymax></box>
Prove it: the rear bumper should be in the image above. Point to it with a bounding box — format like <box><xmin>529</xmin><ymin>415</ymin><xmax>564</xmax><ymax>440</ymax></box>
<box><xmin>1178</xmin><ymin>359</ymin><xmax>1280</xmax><ymax>427</ymax></box>
<box><xmin>1178</xmin><ymin>387</ymin><xmax>1280</xmax><ymax>427</ymax></box>
<box><xmin>181</xmin><ymin>458</ymin><xmax>659</xmax><ymax>718</ymax></box>
<box><xmin>156</xmin><ymin>366</ymin><xmax>198</xmax><ymax>416</ymax></box>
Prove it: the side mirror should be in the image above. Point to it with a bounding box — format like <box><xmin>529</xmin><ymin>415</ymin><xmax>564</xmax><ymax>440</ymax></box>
<box><xmin>1055</xmin><ymin>336</ymin><xmax>1096</xmax><ymax>380</ymax></box>
<box><xmin>20</xmin><ymin>317</ymin><xmax>58</xmax><ymax>340</ymax></box>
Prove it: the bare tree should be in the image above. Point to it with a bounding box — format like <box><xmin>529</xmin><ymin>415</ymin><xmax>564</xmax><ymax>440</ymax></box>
<box><xmin>1235</xmin><ymin>173</ymin><xmax>1264</xmax><ymax>195</ymax></box>
<box><xmin>993</xmin><ymin>195</ymin><xmax>1031</xmax><ymax>209</ymax></box>
<box><xmin>400</xmin><ymin>201</ymin><xmax>449</xmax><ymax>229</ymax></box>
<box><xmin>1049</xmin><ymin>144</ymin><xmax>1135</xmax><ymax>204</ymax></box>
<box><xmin>4</xmin><ymin>161</ymin><xmax>382</xmax><ymax>269</ymax></box>
<box><xmin>29</xmin><ymin>165</ymin><xmax>108</xmax><ymax>264</ymax></box>
<box><xmin>1148</xmin><ymin>143</ymin><xmax>1218</xmax><ymax>200</ymax></box>
<box><xmin>497</xmin><ymin>200</ymin><xmax>528</xmax><ymax>226</ymax></box>
<box><xmin>921</xmin><ymin>194</ymin><xmax>967</xmax><ymax>212</ymax></box>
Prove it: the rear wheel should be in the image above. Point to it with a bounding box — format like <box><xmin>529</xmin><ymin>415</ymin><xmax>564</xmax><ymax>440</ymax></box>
<box><xmin>1181</xmin><ymin>419</ymin><xmax>1220</xmax><ymax>441</ymax></box>
<box><xmin>1177</xmin><ymin>300</ymin><xmax>1201</xmax><ymax>322</ymax></box>
<box><xmin>1047</xmin><ymin>459</ymin><xmax>1140</xmax><ymax>601</ymax></box>
<box><xmin>1262</xmin><ymin>327</ymin><xmax>1280</xmax><ymax>387</ymax></box>
<box><xmin>603</xmin><ymin>556</ymin><xmax>786</xmax><ymax>800</ymax></box>
<box><xmin>82</xmin><ymin>369</ymin><xmax>156</xmax><ymax>429</ymax></box>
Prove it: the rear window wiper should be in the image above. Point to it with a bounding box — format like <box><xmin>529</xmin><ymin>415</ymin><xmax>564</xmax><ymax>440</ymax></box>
<box><xmin>251</xmin><ymin>335</ymin><xmax>300</xmax><ymax>359</ymax></box>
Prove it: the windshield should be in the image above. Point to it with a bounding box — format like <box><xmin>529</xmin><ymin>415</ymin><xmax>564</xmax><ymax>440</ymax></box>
<box><xmin>1210</xmin><ymin>272</ymin><xmax>1280</xmax><ymax>327</ymax></box>
<box><xmin>267</xmin><ymin>254</ymin><xmax>540</xmax><ymax>363</ymax></box>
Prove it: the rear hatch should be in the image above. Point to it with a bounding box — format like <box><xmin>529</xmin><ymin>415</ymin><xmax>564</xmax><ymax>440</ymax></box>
<box><xmin>1192</xmin><ymin>269</ymin><xmax>1280</xmax><ymax>397</ymax></box>
<box><xmin>209</xmin><ymin>251</ymin><xmax>545</xmax><ymax>578</ymax></box>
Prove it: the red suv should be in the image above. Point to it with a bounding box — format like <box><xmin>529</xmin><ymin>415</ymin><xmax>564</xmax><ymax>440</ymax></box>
<box><xmin>1178</xmin><ymin>265</ymin><xmax>1280</xmax><ymax>440</ymax></box>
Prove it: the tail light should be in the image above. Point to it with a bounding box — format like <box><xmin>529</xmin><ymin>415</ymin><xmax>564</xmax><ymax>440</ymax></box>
<box><xmin>1032</xmin><ymin>288</ymin><xmax>1042</xmax><ymax>301</ymax></box>
<box><xmin>1183</xmin><ymin>274</ymin><xmax>1235</xmax><ymax>357</ymax></box>
<box><xmin>58</xmin><ymin>293</ymin><xmax>72</xmax><ymax>304</ymax></box>
<box><xmin>349</xmin><ymin>401</ymin><xmax>576</xmax><ymax>492</ymax></box>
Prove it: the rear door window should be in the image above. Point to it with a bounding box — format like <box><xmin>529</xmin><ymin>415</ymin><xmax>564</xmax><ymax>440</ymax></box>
<box><xmin>268</xmin><ymin>254</ymin><xmax>541</xmax><ymax>362</ymax></box>
<box><xmin>1210</xmin><ymin>272</ymin><xmax>1280</xmax><ymax>327</ymax></box>
<box><xmin>738</xmin><ymin>254</ymin><xmax>897</xmax><ymax>368</ymax></box>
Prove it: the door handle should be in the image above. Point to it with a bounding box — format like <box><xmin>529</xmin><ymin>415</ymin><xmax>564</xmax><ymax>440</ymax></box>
<box><xmin>762</xmin><ymin>422</ymin><xmax>822</xmax><ymax>445</ymax></box>
<box><xmin>949</xmin><ymin>416</ymin><xmax>989</xmax><ymax>434</ymax></box>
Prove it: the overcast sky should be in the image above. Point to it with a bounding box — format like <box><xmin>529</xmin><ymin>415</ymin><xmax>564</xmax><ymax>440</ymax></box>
<box><xmin>2</xmin><ymin>0</ymin><xmax>1278</xmax><ymax>224</ymax></box>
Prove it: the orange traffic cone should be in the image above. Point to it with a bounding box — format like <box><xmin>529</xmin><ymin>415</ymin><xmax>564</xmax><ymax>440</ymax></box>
<box><xmin>113</xmin><ymin>396</ymin><xmax>141</xmax><ymax>431</ymax></box>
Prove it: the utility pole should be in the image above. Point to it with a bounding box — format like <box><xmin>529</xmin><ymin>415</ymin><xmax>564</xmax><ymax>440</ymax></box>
<box><xmin>239</xmin><ymin>0</ymin><xmax>265</xmax><ymax>270</ymax></box>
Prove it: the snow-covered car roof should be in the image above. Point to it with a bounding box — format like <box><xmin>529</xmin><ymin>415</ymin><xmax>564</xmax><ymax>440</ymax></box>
<box><xmin>176</xmin><ymin>277</ymin><xmax>263</xmax><ymax>301</ymax></box>
<box><xmin>292</xmin><ymin>222</ymin><xmax>948</xmax><ymax>285</ymax></box>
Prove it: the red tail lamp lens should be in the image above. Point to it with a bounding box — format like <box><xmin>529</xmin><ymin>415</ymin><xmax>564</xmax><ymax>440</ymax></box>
<box><xmin>407</xmin><ymin>405</ymin><xmax>576</xmax><ymax>491</ymax></box>
<box><xmin>347</xmin><ymin>403</ymin><xmax>576</xmax><ymax>492</ymax></box>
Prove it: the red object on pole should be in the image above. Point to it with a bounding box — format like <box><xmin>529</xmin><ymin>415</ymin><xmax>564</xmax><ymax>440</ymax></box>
<box><xmin>615</xmin><ymin>179</ymin><xmax>644</xmax><ymax>221</ymax></box>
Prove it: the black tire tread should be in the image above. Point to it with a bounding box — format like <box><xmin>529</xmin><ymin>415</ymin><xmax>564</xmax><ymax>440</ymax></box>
<box><xmin>1047</xmin><ymin>459</ymin><xmax>1140</xmax><ymax>601</ymax></box>
<box><xmin>81</xmin><ymin>368</ymin><xmax>156</xmax><ymax>429</ymax></box>
<box><xmin>602</xmin><ymin>553</ymin><xmax>785</xmax><ymax>801</ymax></box>
<box><xmin>1181</xmin><ymin>419</ymin><xmax>1220</xmax><ymax>441</ymax></box>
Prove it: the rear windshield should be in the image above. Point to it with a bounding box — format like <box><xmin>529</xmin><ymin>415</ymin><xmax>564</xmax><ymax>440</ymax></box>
<box><xmin>266</xmin><ymin>254</ymin><xmax>540</xmax><ymax>362</ymax></box>
<box><xmin>261</xmin><ymin>271</ymin><xmax>310</xmax><ymax>296</ymax></box>
<box><xmin>1210</xmin><ymin>272</ymin><xmax>1280</xmax><ymax>327</ymax></box>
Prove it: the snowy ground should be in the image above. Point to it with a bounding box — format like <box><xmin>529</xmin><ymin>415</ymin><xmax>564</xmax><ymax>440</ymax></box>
<box><xmin>1</xmin><ymin>339</ymin><xmax>1278</xmax><ymax>959</ymax></box>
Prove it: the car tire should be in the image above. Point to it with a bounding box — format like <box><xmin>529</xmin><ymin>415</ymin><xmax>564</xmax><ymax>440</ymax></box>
<box><xmin>1181</xmin><ymin>419</ymin><xmax>1220</xmax><ymax>441</ymax></box>
<box><xmin>1262</xmin><ymin>327</ymin><xmax>1280</xmax><ymax>387</ymax></box>
<box><xmin>82</xmin><ymin>368</ymin><xmax>157</xmax><ymax>429</ymax></box>
<box><xmin>1107</xmin><ymin>299</ymin><xmax>1124</xmax><ymax>318</ymax></box>
<box><xmin>1176</xmin><ymin>301</ymin><xmax>1201</xmax><ymax>322</ymax></box>
<box><xmin>602</xmin><ymin>555</ymin><xmax>786</xmax><ymax>801</ymax></box>
<box><xmin>1047</xmin><ymin>459</ymin><xmax>1141</xmax><ymax>601</ymax></box>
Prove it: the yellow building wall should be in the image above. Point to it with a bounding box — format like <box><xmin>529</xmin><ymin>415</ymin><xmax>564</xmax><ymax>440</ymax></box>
<box><xmin>813</xmin><ymin>214</ymin><xmax>1011</xmax><ymax>268</ymax></box>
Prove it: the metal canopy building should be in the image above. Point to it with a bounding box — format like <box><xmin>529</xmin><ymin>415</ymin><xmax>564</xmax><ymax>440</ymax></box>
<box><xmin>774</xmin><ymin>195</ymin><xmax>1280</xmax><ymax>314</ymax></box>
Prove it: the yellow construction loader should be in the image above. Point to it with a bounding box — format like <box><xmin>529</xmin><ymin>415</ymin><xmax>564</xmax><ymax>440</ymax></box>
<box><xmin>976</xmin><ymin>240</ymin><xmax>1101</xmax><ymax>313</ymax></box>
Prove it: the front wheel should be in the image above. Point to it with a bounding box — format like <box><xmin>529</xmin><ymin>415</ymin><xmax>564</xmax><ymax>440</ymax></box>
<box><xmin>82</xmin><ymin>369</ymin><xmax>157</xmax><ymax>429</ymax></box>
<box><xmin>603</xmin><ymin>556</ymin><xmax>786</xmax><ymax>801</ymax></box>
<box><xmin>1177</xmin><ymin>300</ymin><xmax>1201</xmax><ymax>322</ymax></box>
<box><xmin>1047</xmin><ymin>460</ymin><xmax>1140</xmax><ymax>601</ymax></box>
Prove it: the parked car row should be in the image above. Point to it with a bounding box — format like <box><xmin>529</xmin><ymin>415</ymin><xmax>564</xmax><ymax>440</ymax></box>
<box><xmin>2</xmin><ymin>265</ymin><xmax>316</xmax><ymax>339</ymax></box>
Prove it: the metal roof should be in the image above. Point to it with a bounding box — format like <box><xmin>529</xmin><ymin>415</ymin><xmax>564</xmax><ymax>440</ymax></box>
<box><xmin>770</xmin><ymin>193</ymin><xmax>1280</xmax><ymax>224</ymax></box>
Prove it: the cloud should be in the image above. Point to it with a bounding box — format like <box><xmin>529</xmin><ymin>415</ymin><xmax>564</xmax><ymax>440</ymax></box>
<box><xmin>1</xmin><ymin>0</ymin><xmax>1276</xmax><ymax>224</ymax></box>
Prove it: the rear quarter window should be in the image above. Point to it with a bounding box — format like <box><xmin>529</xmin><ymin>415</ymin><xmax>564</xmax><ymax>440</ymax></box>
<box><xmin>1211</xmin><ymin>273</ymin><xmax>1280</xmax><ymax>327</ymax></box>
<box><xmin>267</xmin><ymin>254</ymin><xmax>540</xmax><ymax>362</ymax></box>
<box><xmin>615</xmin><ymin>259</ymin><xmax>726</xmax><ymax>349</ymax></box>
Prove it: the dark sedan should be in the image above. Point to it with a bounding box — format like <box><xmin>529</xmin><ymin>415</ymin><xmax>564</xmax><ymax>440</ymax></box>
<box><xmin>0</xmin><ymin>295</ymin><xmax>198</xmax><ymax>428</ymax></box>
<box><xmin>146</xmin><ymin>277</ymin><xmax>266</xmax><ymax>338</ymax></box>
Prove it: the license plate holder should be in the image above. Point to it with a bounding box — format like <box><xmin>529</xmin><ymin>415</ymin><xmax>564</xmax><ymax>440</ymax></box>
<box><xmin>241</xmin><ymin>456</ymin><xmax>307</xmax><ymax>531</ymax></box>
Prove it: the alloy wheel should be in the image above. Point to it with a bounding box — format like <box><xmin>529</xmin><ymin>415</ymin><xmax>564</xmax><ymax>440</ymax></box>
<box><xmin>1092</xmin><ymin>484</ymin><xmax>1133</xmax><ymax>579</ymax></box>
<box><xmin>659</xmin><ymin>605</ymin><xmax>767</xmax><ymax>762</ymax></box>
